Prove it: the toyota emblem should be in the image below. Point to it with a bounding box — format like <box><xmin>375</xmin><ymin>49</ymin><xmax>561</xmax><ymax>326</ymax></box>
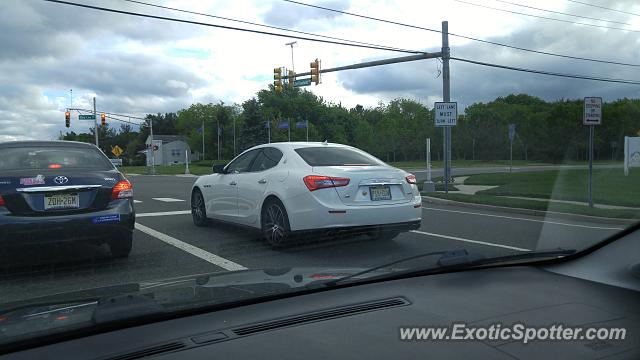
<box><xmin>54</xmin><ymin>176</ymin><xmax>69</xmax><ymax>185</ymax></box>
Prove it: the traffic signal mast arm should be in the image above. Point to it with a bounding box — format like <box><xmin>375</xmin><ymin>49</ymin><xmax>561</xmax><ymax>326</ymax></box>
<box><xmin>295</xmin><ymin>52</ymin><xmax>441</xmax><ymax>78</ymax></box>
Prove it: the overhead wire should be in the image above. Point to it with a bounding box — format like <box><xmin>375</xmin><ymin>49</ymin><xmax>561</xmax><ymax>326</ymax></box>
<box><xmin>42</xmin><ymin>0</ymin><xmax>425</xmax><ymax>54</ymax></box>
<box><xmin>120</xmin><ymin>0</ymin><xmax>417</xmax><ymax>54</ymax></box>
<box><xmin>493</xmin><ymin>0</ymin><xmax>633</xmax><ymax>26</ymax></box>
<box><xmin>282</xmin><ymin>0</ymin><xmax>640</xmax><ymax>67</ymax></box>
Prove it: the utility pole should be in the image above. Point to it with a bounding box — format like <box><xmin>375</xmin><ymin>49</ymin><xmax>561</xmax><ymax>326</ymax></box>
<box><xmin>472</xmin><ymin>138</ymin><xmax>475</xmax><ymax>161</ymax></box>
<box><xmin>233</xmin><ymin>116</ymin><xmax>236</xmax><ymax>156</ymax></box>
<box><xmin>441</xmin><ymin>21</ymin><xmax>451</xmax><ymax>193</ymax></box>
<box><xmin>423</xmin><ymin>138</ymin><xmax>435</xmax><ymax>192</ymax></box>
<box><xmin>286</xmin><ymin>41</ymin><xmax>297</xmax><ymax>73</ymax></box>
<box><xmin>149</xmin><ymin>116</ymin><xmax>155</xmax><ymax>175</ymax></box>
<box><xmin>508</xmin><ymin>124</ymin><xmax>516</xmax><ymax>173</ymax></box>
<box><xmin>217</xmin><ymin>120</ymin><xmax>221</xmax><ymax>161</ymax></box>
<box><xmin>93</xmin><ymin>97</ymin><xmax>99</xmax><ymax>147</ymax></box>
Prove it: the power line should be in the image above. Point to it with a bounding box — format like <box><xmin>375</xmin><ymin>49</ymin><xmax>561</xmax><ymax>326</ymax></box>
<box><xmin>453</xmin><ymin>0</ymin><xmax>640</xmax><ymax>33</ymax></box>
<box><xmin>566</xmin><ymin>0</ymin><xmax>640</xmax><ymax>18</ymax></box>
<box><xmin>282</xmin><ymin>0</ymin><xmax>640</xmax><ymax>67</ymax></box>
<box><xmin>451</xmin><ymin>57</ymin><xmax>640</xmax><ymax>85</ymax></box>
<box><xmin>120</xmin><ymin>0</ymin><xmax>416</xmax><ymax>54</ymax></box>
<box><xmin>42</xmin><ymin>0</ymin><xmax>424</xmax><ymax>54</ymax></box>
<box><xmin>494</xmin><ymin>0</ymin><xmax>633</xmax><ymax>26</ymax></box>
<box><xmin>46</xmin><ymin>0</ymin><xmax>640</xmax><ymax>86</ymax></box>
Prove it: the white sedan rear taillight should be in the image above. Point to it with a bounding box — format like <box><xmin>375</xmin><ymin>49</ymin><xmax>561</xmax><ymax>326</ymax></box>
<box><xmin>405</xmin><ymin>174</ymin><xmax>417</xmax><ymax>184</ymax></box>
<box><xmin>111</xmin><ymin>180</ymin><xmax>133</xmax><ymax>200</ymax></box>
<box><xmin>303</xmin><ymin>175</ymin><xmax>350</xmax><ymax>191</ymax></box>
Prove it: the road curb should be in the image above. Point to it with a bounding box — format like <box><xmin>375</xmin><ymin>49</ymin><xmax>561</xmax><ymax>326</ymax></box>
<box><xmin>421</xmin><ymin>196</ymin><xmax>637</xmax><ymax>225</ymax></box>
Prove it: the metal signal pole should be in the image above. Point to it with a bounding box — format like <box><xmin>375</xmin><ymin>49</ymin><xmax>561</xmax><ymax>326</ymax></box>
<box><xmin>93</xmin><ymin>97</ymin><xmax>99</xmax><ymax>147</ymax></box>
<box><xmin>442</xmin><ymin>21</ymin><xmax>451</xmax><ymax>193</ymax></box>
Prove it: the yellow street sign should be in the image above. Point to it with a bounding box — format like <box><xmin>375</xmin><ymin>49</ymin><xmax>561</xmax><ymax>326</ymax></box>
<box><xmin>111</xmin><ymin>145</ymin><xmax>123</xmax><ymax>158</ymax></box>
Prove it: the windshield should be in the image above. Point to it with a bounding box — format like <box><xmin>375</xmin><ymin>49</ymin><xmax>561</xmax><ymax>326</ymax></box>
<box><xmin>1</xmin><ymin>0</ymin><xmax>639</xmax><ymax>349</ymax></box>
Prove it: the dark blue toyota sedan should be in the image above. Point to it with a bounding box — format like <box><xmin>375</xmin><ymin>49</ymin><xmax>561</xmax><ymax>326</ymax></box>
<box><xmin>0</xmin><ymin>140</ymin><xmax>134</xmax><ymax>258</ymax></box>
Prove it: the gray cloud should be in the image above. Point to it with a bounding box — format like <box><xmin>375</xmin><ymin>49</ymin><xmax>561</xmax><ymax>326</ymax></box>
<box><xmin>0</xmin><ymin>1</ymin><xmax>208</xmax><ymax>141</ymax></box>
<box><xmin>339</xmin><ymin>16</ymin><xmax>640</xmax><ymax>108</ymax></box>
<box><xmin>263</xmin><ymin>0</ymin><xmax>350</xmax><ymax>28</ymax></box>
<box><xmin>0</xmin><ymin>0</ymin><xmax>201</xmax><ymax>61</ymax></box>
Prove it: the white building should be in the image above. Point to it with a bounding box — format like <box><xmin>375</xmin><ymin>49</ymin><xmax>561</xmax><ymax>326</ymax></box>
<box><xmin>144</xmin><ymin>135</ymin><xmax>200</xmax><ymax>166</ymax></box>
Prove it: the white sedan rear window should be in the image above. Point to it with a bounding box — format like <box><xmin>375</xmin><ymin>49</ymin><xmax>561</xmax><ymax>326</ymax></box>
<box><xmin>294</xmin><ymin>147</ymin><xmax>383</xmax><ymax>166</ymax></box>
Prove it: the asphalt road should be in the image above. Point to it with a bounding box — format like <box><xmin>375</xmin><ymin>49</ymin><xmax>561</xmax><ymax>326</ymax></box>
<box><xmin>0</xmin><ymin>174</ymin><xmax>627</xmax><ymax>304</ymax></box>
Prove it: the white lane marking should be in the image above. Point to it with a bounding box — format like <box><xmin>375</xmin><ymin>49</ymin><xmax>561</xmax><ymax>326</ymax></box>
<box><xmin>137</xmin><ymin>210</ymin><xmax>191</xmax><ymax>217</ymax></box>
<box><xmin>153</xmin><ymin>197</ymin><xmax>185</xmax><ymax>202</ymax></box>
<box><xmin>133</xmin><ymin>200</ymin><xmax>143</xmax><ymax>203</ymax></box>
<box><xmin>410</xmin><ymin>230</ymin><xmax>530</xmax><ymax>252</ymax></box>
<box><xmin>422</xmin><ymin>207</ymin><xmax>624</xmax><ymax>231</ymax></box>
<box><xmin>135</xmin><ymin>223</ymin><xmax>247</xmax><ymax>271</ymax></box>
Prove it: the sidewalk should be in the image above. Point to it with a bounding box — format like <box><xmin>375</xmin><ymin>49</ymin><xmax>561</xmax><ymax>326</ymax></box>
<box><xmin>501</xmin><ymin>196</ymin><xmax>640</xmax><ymax>210</ymax></box>
<box><xmin>442</xmin><ymin>176</ymin><xmax>497</xmax><ymax>195</ymax></box>
<box><xmin>433</xmin><ymin>176</ymin><xmax>640</xmax><ymax>211</ymax></box>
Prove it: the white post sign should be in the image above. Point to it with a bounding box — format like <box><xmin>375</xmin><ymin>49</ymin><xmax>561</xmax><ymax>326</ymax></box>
<box><xmin>583</xmin><ymin>97</ymin><xmax>602</xmax><ymax>125</ymax></box>
<box><xmin>624</xmin><ymin>136</ymin><xmax>640</xmax><ymax>176</ymax></box>
<box><xmin>434</xmin><ymin>102</ymin><xmax>458</xmax><ymax>127</ymax></box>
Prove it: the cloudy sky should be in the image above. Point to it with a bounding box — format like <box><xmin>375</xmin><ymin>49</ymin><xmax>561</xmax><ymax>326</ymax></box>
<box><xmin>1</xmin><ymin>0</ymin><xmax>639</xmax><ymax>141</ymax></box>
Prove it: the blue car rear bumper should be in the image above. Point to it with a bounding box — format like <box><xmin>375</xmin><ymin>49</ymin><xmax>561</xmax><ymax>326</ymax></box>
<box><xmin>0</xmin><ymin>200</ymin><xmax>134</xmax><ymax>247</ymax></box>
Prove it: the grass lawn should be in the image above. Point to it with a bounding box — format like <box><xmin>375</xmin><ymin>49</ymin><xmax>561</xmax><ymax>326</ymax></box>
<box><xmin>426</xmin><ymin>193</ymin><xmax>640</xmax><ymax>220</ymax></box>
<box><xmin>464</xmin><ymin>169</ymin><xmax>640</xmax><ymax>208</ymax></box>
<box><xmin>390</xmin><ymin>160</ymin><xmax>622</xmax><ymax>169</ymax></box>
<box><xmin>389</xmin><ymin>160</ymin><xmax>538</xmax><ymax>169</ymax></box>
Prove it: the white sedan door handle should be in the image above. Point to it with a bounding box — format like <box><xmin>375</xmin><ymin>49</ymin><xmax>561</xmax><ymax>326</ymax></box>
<box><xmin>229</xmin><ymin>181</ymin><xmax>237</xmax><ymax>186</ymax></box>
<box><xmin>258</xmin><ymin>179</ymin><xmax>267</xmax><ymax>184</ymax></box>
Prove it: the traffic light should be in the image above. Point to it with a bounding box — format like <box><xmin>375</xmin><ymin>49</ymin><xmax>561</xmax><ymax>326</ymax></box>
<box><xmin>65</xmin><ymin>111</ymin><xmax>70</xmax><ymax>128</ymax></box>
<box><xmin>101</xmin><ymin>113</ymin><xmax>106</xmax><ymax>126</ymax></box>
<box><xmin>273</xmin><ymin>67</ymin><xmax>283</xmax><ymax>93</ymax></box>
<box><xmin>310</xmin><ymin>58</ymin><xmax>321</xmax><ymax>85</ymax></box>
<box><xmin>288</xmin><ymin>70</ymin><xmax>296</xmax><ymax>90</ymax></box>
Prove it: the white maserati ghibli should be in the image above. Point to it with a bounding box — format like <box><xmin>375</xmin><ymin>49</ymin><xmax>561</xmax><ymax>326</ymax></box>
<box><xmin>191</xmin><ymin>142</ymin><xmax>422</xmax><ymax>247</ymax></box>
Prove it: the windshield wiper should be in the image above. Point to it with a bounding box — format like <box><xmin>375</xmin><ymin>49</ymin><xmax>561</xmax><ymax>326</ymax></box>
<box><xmin>325</xmin><ymin>248</ymin><xmax>577</xmax><ymax>287</ymax></box>
<box><xmin>324</xmin><ymin>250</ymin><xmax>450</xmax><ymax>286</ymax></box>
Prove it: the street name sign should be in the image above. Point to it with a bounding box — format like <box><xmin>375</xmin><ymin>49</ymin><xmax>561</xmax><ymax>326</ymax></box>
<box><xmin>294</xmin><ymin>78</ymin><xmax>312</xmax><ymax>87</ymax></box>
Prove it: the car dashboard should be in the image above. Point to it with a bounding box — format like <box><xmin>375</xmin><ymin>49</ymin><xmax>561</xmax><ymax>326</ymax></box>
<box><xmin>2</xmin><ymin>230</ymin><xmax>640</xmax><ymax>360</ymax></box>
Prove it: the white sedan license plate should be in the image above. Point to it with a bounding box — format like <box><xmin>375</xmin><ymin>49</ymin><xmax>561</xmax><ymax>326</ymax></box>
<box><xmin>44</xmin><ymin>193</ymin><xmax>79</xmax><ymax>210</ymax></box>
<box><xmin>370</xmin><ymin>186</ymin><xmax>392</xmax><ymax>201</ymax></box>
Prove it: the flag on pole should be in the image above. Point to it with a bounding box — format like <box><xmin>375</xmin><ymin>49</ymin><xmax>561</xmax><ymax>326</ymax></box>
<box><xmin>278</xmin><ymin>121</ymin><xmax>289</xmax><ymax>129</ymax></box>
<box><xmin>295</xmin><ymin>120</ymin><xmax>307</xmax><ymax>128</ymax></box>
<box><xmin>218</xmin><ymin>127</ymin><xmax>222</xmax><ymax>136</ymax></box>
<box><xmin>264</xmin><ymin>121</ymin><xmax>270</xmax><ymax>128</ymax></box>
<box><xmin>196</xmin><ymin>126</ymin><xmax>203</xmax><ymax>133</ymax></box>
